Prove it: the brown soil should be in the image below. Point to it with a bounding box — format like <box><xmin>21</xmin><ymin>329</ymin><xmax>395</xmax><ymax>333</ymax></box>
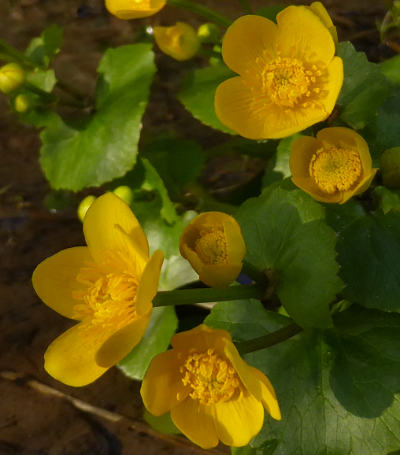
<box><xmin>0</xmin><ymin>0</ymin><xmax>392</xmax><ymax>454</ymax></box>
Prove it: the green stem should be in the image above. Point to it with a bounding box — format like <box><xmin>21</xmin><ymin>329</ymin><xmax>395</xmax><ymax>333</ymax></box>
<box><xmin>25</xmin><ymin>82</ymin><xmax>55</xmax><ymax>101</ymax></box>
<box><xmin>238</xmin><ymin>0</ymin><xmax>252</xmax><ymax>14</ymax></box>
<box><xmin>0</xmin><ymin>39</ymin><xmax>35</xmax><ymax>68</ymax></box>
<box><xmin>235</xmin><ymin>323</ymin><xmax>302</xmax><ymax>354</ymax></box>
<box><xmin>241</xmin><ymin>261</ymin><xmax>268</xmax><ymax>285</ymax></box>
<box><xmin>153</xmin><ymin>283</ymin><xmax>265</xmax><ymax>307</ymax></box>
<box><xmin>167</xmin><ymin>0</ymin><xmax>232</xmax><ymax>27</ymax></box>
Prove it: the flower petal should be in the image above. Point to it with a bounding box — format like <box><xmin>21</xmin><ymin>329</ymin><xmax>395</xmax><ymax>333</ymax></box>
<box><xmin>171</xmin><ymin>399</ymin><xmax>219</xmax><ymax>449</ymax></box>
<box><xmin>141</xmin><ymin>349</ymin><xmax>190</xmax><ymax>416</ymax></box>
<box><xmin>215</xmin><ymin>76</ymin><xmax>270</xmax><ymax>140</ymax></box>
<box><xmin>340</xmin><ymin>168</ymin><xmax>378</xmax><ymax>204</ymax></box>
<box><xmin>247</xmin><ymin>366</ymin><xmax>281</xmax><ymax>420</ymax></box>
<box><xmin>199</xmin><ymin>263</ymin><xmax>243</xmax><ymax>288</ymax></box>
<box><xmin>223</xmin><ymin>219</ymin><xmax>246</xmax><ymax>265</ymax></box>
<box><xmin>105</xmin><ymin>0</ymin><xmax>166</xmax><ymax>19</ymax></box>
<box><xmin>135</xmin><ymin>249</ymin><xmax>164</xmax><ymax>316</ymax></box>
<box><xmin>32</xmin><ymin>247</ymin><xmax>92</xmax><ymax>320</ymax></box>
<box><xmin>171</xmin><ymin>324</ymin><xmax>232</xmax><ymax>351</ymax></box>
<box><xmin>319</xmin><ymin>57</ymin><xmax>343</xmax><ymax>118</ymax></box>
<box><xmin>214</xmin><ymin>392</ymin><xmax>264</xmax><ymax>447</ymax></box>
<box><xmin>276</xmin><ymin>6</ymin><xmax>335</xmax><ymax>65</ymax></box>
<box><xmin>222</xmin><ymin>15</ymin><xmax>278</xmax><ymax>75</ymax></box>
<box><xmin>96</xmin><ymin>310</ymin><xmax>152</xmax><ymax>368</ymax></box>
<box><xmin>83</xmin><ymin>192</ymin><xmax>149</xmax><ymax>265</ymax></box>
<box><xmin>44</xmin><ymin>322</ymin><xmax>109</xmax><ymax>387</ymax></box>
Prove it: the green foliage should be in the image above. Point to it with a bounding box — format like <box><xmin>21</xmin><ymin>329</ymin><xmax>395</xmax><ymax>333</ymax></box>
<box><xmin>207</xmin><ymin>300</ymin><xmax>400</xmax><ymax>455</ymax></box>
<box><xmin>118</xmin><ymin>307</ymin><xmax>177</xmax><ymax>380</ymax></box>
<box><xmin>337</xmin><ymin>211</ymin><xmax>400</xmax><ymax>312</ymax></box>
<box><xmin>380</xmin><ymin>54</ymin><xmax>400</xmax><ymax>86</ymax></box>
<box><xmin>236</xmin><ymin>186</ymin><xmax>342</xmax><ymax>328</ymax></box>
<box><xmin>256</xmin><ymin>5</ymin><xmax>285</xmax><ymax>21</ymax></box>
<box><xmin>178</xmin><ymin>63</ymin><xmax>234</xmax><ymax>133</ymax></box>
<box><xmin>25</xmin><ymin>24</ymin><xmax>63</xmax><ymax>68</ymax></box>
<box><xmin>143</xmin><ymin>410</ymin><xmax>180</xmax><ymax>435</ymax></box>
<box><xmin>373</xmin><ymin>186</ymin><xmax>400</xmax><ymax>213</ymax></box>
<box><xmin>39</xmin><ymin>44</ymin><xmax>156</xmax><ymax>190</ymax></box>
<box><xmin>26</xmin><ymin>69</ymin><xmax>56</xmax><ymax>92</ymax></box>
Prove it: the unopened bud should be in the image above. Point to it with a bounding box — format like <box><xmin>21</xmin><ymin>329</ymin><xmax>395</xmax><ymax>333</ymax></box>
<box><xmin>77</xmin><ymin>195</ymin><xmax>96</xmax><ymax>222</ymax></box>
<box><xmin>381</xmin><ymin>147</ymin><xmax>400</xmax><ymax>189</ymax></box>
<box><xmin>14</xmin><ymin>94</ymin><xmax>29</xmax><ymax>113</ymax></box>
<box><xmin>113</xmin><ymin>185</ymin><xmax>133</xmax><ymax>206</ymax></box>
<box><xmin>154</xmin><ymin>22</ymin><xmax>200</xmax><ymax>61</ymax></box>
<box><xmin>0</xmin><ymin>63</ymin><xmax>25</xmax><ymax>94</ymax></box>
<box><xmin>197</xmin><ymin>23</ymin><xmax>220</xmax><ymax>44</ymax></box>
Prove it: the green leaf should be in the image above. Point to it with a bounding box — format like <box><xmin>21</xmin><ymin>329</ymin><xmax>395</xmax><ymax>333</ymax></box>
<box><xmin>39</xmin><ymin>44</ymin><xmax>156</xmax><ymax>190</ymax></box>
<box><xmin>236</xmin><ymin>187</ymin><xmax>342</xmax><ymax>328</ymax></box>
<box><xmin>118</xmin><ymin>306</ymin><xmax>177</xmax><ymax>380</ymax></box>
<box><xmin>381</xmin><ymin>54</ymin><xmax>400</xmax><ymax>86</ymax></box>
<box><xmin>337</xmin><ymin>211</ymin><xmax>400</xmax><ymax>312</ymax></box>
<box><xmin>26</xmin><ymin>69</ymin><xmax>56</xmax><ymax>92</ymax></box>
<box><xmin>325</xmin><ymin>198</ymin><xmax>366</xmax><ymax>233</ymax></box>
<box><xmin>207</xmin><ymin>300</ymin><xmax>400</xmax><ymax>455</ymax></box>
<box><xmin>143</xmin><ymin>410</ymin><xmax>180</xmax><ymax>435</ymax></box>
<box><xmin>25</xmin><ymin>24</ymin><xmax>63</xmax><ymax>68</ymax></box>
<box><xmin>178</xmin><ymin>64</ymin><xmax>234</xmax><ymax>134</ymax></box>
<box><xmin>256</xmin><ymin>5</ymin><xmax>285</xmax><ymax>21</ymax></box>
<box><xmin>337</xmin><ymin>42</ymin><xmax>393</xmax><ymax>129</ymax></box>
<box><xmin>373</xmin><ymin>186</ymin><xmax>400</xmax><ymax>214</ymax></box>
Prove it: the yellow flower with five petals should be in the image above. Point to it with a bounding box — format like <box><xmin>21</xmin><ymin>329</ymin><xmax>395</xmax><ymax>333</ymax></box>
<box><xmin>32</xmin><ymin>192</ymin><xmax>164</xmax><ymax>386</ymax></box>
<box><xmin>290</xmin><ymin>127</ymin><xmax>377</xmax><ymax>204</ymax></box>
<box><xmin>215</xmin><ymin>5</ymin><xmax>343</xmax><ymax>139</ymax></box>
<box><xmin>141</xmin><ymin>324</ymin><xmax>281</xmax><ymax>449</ymax></box>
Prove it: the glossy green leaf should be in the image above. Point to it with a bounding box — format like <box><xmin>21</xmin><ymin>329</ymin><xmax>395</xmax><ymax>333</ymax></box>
<box><xmin>39</xmin><ymin>44</ymin><xmax>156</xmax><ymax>190</ymax></box>
<box><xmin>26</xmin><ymin>69</ymin><xmax>56</xmax><ymax>92</ymax></box>
<box><xmin>381</xmin><ymin>54</ymin><xmax>400</xmax><ymax>86</ymax></box>
<box><xmin>178</xmin><ymin>64</ymin><xmax>234</xmax><ymax>134</ymax></box>
<box><xmin>118</xmin><ymin>307</ymin><xmax>177</xmax><ymax>380</ymax></box>
<box><xmin>236</xmin><ymin>186</ymin><xmax>342</xmax><ymax>328</ymax></box>
<box><xmin>373</xmin><ymin>186</ymin><xmax>400</xmax><ymax>214</ymax></box>
<box><xmin>337</xmin><ymin>211</ymin><xmax>400</xmax><ymax>312</ymax></box>
<box><xmin>25</xmin><ymin>24</ymin><xmax>63</xmax><ymax>68</ymax></box>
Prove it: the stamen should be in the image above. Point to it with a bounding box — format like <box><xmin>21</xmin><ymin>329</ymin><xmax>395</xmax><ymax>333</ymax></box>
<box><xmin>194</xmin><ymin>226</ymin><xmax>228</xmax><ymax>265</ymax></box>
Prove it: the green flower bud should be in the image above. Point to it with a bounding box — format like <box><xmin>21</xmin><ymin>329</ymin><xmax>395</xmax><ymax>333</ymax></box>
<box><xmin>197</xmin><ymin>23</ymin><xmax>220</xmax><ymax>44</ymax></box>
<box><xmin>14</xmin><ymin>94</ymin><xmax>30</xmax><ymax>113</ymax></box>
<box><xmin>77</xmin><ymin>195</ymin><xmax>96</xmax><ymax>222</ymax></box>
<box><xmin>0</xmin><ymin>63</ymin><xmax>24</xmax><ymax>94</ymax></box>
<box><xmin>113</xmin><ymin>185</ymin><xmax>133</xmax><ymax>205</ymax></box>
<box><xmin>381</xmin><ymin>147</ymin><xmax>400</xmax><ymax>189</ymax></box>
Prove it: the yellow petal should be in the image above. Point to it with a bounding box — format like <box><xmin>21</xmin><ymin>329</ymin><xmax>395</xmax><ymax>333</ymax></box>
<box><xmin>247</xmin><ymin>366</ymin><xmax>281</xmax><ymax>420</ymax></box>
<box><xmin>276</xmin><ymin>6</ymin><xmax>335</xmax><ymax>65</ymax></box>
<box><xmin>199</xmin><ymin>263</ymin><xmax>243</xmax><ymax>288</ymax></box>
<box><xmin>320</xmin><ymin>57</ymin><xmax>344</xmax><ymax>117</ymax></box>
<box><xmin>309</xmin><ymin>2</ymin><xmax>338</xmax><ymax>44</ymax></box>
<box><xmin>171</xmin><ymin>399</ymin><xmax>219</xmax><ymax>449</ymax></box>
<box><xmin>96</xmin><ymin>310</ymin><xmax>152</xmax><ymax>368</ymax></box>
<box><xmin>141</xmin><ymin>349</ymin><xmax>190</xmax><ymax>416</ymax></box>
<box><xmin>44</xmin><ymin>322</ymin><xmax>109</xmax><ymax>387</ymax></box>
<box><xmin>340</xmin><ymin>168</ymin><xmax>378</xmax><ymax>204</ymax></box>
<box><xmin>32</xmin><ymin>247</ymin><xmax>92</xmax><ymax>320</ymax></box>
<box><xmin>135</xmin><ymin>249</ymin><xmax>164</xmax><ymax>316</ymax></box>
<box><xmin>214</xmin><ymin>392</ymin><xmax>264</xmax><ymax>447</ymax></box>
<box><xmin>215</xmin><ymin>76</ymin><xmax>270</xmax><ymax>140</ymax></box>
<box><xmin>83</xmin><ymin>192</ymin><xmax>149</xmax><ymax>265</ymax></box>
<box><xmin>105</xmin><ymin>0</ymin><xmax>166</xmax><ymax>19</ymax></box>
<box><xmin>154</xmin><ymin>22</ymin><xmax>200</xmax><ymax>61</ymax></box>
<box><xmin>223</xmin><ymin>218</ymin><xmax>246</xmax><ymax>265</ymax></box>
<box><xmin>222</xmin><ymin>15</ymin><xmax>278</xmax><ymax>75</ymax></box>
<box><xmin>171</xmin><ymin>324</ymin><xmax>232</xmax><ymax>351</ymax></box>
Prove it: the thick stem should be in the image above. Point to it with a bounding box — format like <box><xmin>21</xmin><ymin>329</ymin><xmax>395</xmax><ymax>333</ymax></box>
<box><xmin>153</xmin><ymin>283</ymin><xmax>265</xmax><ymax>307</ymax></box>
<box><xmin>167</xmin><ymin>0</ymin><xmax>232</xmax><ymax>27</ymax></box>
<box><xmin>235</xmin><ymin>323</ymin><xmax>302</xmax><ymax>354</ymax></box>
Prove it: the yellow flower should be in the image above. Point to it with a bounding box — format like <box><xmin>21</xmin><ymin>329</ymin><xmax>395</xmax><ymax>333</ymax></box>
<box><xmin>32</xmin><ymin>192</ymin><xmax>164</xmax><ymax>386</ymax></box>
<box><xmin>154</xmin><ymin>22</ymin><xmax>200</xmax><ymax>61</ymax></box>
<box><xmin>179</xmin><ymin>212</ymin><xmax>246</xmax><ymax>288</ymax></box>
<box><xmin>308</xmin><ymin>1</ymin><xmax>338</xmax><ymax>45</ymax></box>
<box><xmin>0</xmin><ymin>63</ymin><xmax>24</xmax><ymax>94</ymax></box>
<box><xmin>105</xmin><ymin>0</ymin><xmax>166</xmax><ymax>19</ymax></box>
<box><xmin>214</xmin><ymin>6</ymin><xmax>343</xmax><ymax>139</ymax></box>
<box><xmin>141</xmin><ymin>324</ymin><xmax>281</xmax><ymax>449</ymax></box>
<box><xmin>290</xmin><ymin>127</ymin><xmax>378</xmax><ymax>204</ymax></box>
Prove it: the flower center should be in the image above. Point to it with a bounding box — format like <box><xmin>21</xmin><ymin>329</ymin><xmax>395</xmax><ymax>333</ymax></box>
<box><xmin>72</xmin><ymin>254</ymin><xmax>139</xmax><ymax>331</ymax></box>
<box><xmin>180</xmin><ymin>348</ymin><xmax>241</xmax><ymax>405</ymax></box>
<box><xmin>309</xmin><ymin>146</ymin><xmax>362</xmax><ymax>194</ymax></box>
<box><xmin>194</xmin><ymin>226</ymin><xmax>228</xmax><ymax>265</ymax></box>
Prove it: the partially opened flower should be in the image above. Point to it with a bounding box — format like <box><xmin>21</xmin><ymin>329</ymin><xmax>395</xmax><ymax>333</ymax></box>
<box><xmin>179</xmin><ymin>212</ymin><xmax>246</xmax><ymax>288</ymax></box>
<box><xmin>32</xmin><ymin>193</ymin><xmax>164</xmax><ymax>386</ymax></box>
<box><xmin>141</xmin><ymin>324</ymin><xmax>281</xmax><ymax>449</ymax></box>
<box><xmin>154</xmin><ymin>22</ymin><xmax>200</xmax><ymax>61</ymax></box>
<box><xmin>215</xmin><ymin>5</ymin><xmax>343</xmax><ymax>139</ymax></box>
<box><xmin>290</xmin><ymin>127</ymin><xmax>378</xmax><ymax>204</ymax></box>
<box><xmin>105</xmin><ymin>0</ymin><xmax>166</xmax><ymax>19</ymax></box>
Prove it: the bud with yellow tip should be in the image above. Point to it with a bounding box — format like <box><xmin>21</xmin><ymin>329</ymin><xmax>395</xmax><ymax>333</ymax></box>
<box><xmin>77</xmin><ymin>195</ymin><xmax>96</xmax><ymax>222</ymax></box>
<box><xmin>179</xmin><ymin>212</ymin><xmax>246</xmax><ymax>288</ymax></box>
<box><xmin>14</xmin><ymin>94</ymin><xmax>30</xmax><ymax>113</ymax></box>
<box><xmin>105</xmin><ymin>0</ymin><xmax>166</xmax><ymax>19</ymax></box>
<box><xmin>154</xmin><ymin>22</ymin><xmax>200</xmax><ymax>61</ymax></box>
<box><xmin>197</xmin><ymin>23</ymin><xmax>220</xmax><ymax>44</ymax></box>
<box><xmin>0</xmin><ymin>63</ymin><xmax>25</xmax><ymax>94</ymax></box>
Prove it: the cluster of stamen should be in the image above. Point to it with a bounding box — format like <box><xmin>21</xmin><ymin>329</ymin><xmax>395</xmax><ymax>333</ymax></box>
<box><xmin>194</xmin><ymin>225</ymin><xmax>228</xmax><ymax>265</ymax></box>
<box><xmin>180</xmin><ymin>348</ymin><xmax>241</xmax><ymax>405</ymax></box>
<box><xmin>72</xmin><ymin>253</ymin><xmax>139</xmax><ymax>331</ymax></box>
<box><xmin>309</xmin><ymin>146</ymin><xmax>362</xmax><ymax>194</ymax></box>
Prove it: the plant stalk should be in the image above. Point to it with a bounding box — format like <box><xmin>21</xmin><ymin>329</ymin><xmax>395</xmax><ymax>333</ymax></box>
<box><xmin>167</xmin><ymin>0</ymin><xmax>232</xmax><ymax>27</ymax></box>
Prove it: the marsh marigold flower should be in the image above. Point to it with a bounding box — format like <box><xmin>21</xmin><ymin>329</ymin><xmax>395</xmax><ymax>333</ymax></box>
<box><xmin>0</xmin><ymin>63</ymin><xmax>24</xmax><ymax>94</ymax></box>
<box><xmin>141</xmin><ymin>324</ymin><xmax>281</xmax><ymax>449</ymax></box>
<box><xmin>105</xmin><ymin>0</ymin><xmax>166</xmax><ymax>19</ymax></box>
<box><xmin>32</xmin><ymin>193</ymin><xmax>164</xmax><ymax>386</ymax></box>
<box><xmin>179</xmin><ymin>212</ymin><xmax>246</xmax><ymax>288</ymax></box>
<box><xmin>290</xmin><ymin>127</ymin><xmax>377</xmax><ymax>204</ymax></box>
<box><xmin>154</xmin><ymin>22</ymin><xmax>200</xmax><ymax>61</ymax></box>
<box><xmin>214</xmin><ymin>5</ymin><xmax>343</xmax><ymax>139</ymax></box>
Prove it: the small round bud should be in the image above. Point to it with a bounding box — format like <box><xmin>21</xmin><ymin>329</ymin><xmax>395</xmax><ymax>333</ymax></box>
<box><xmin>197</xmin><ymin>23</ymin><xmax>220</xmax><ymax>44</ymax></box>
<box><xmin>113</xmin><ymin>185</ymin><xmax>133</xmax><ymax>205</ymax></box>
<box><xmin>14</xmin><ymin>94</ymin><xmax>29</xmax><ymax>113</ymax></box>
<box><xmin>0</xmin><ymin>63</ymin><xmax>25</xmax><ymax>94</ymax></box>
<box><xmin>77</xmin><ymin>195</ymin><xmax>96</xmax><ymax>222</ymax></box>
<box><xmin>381</xmin><ymin>147</ymin><xmax>400</xmax><ymax>189</ymax></box>
<box><xmin>154</xmin><ymin>22</ymin><xmax>200</xmax><ymax>61</ymax></box>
